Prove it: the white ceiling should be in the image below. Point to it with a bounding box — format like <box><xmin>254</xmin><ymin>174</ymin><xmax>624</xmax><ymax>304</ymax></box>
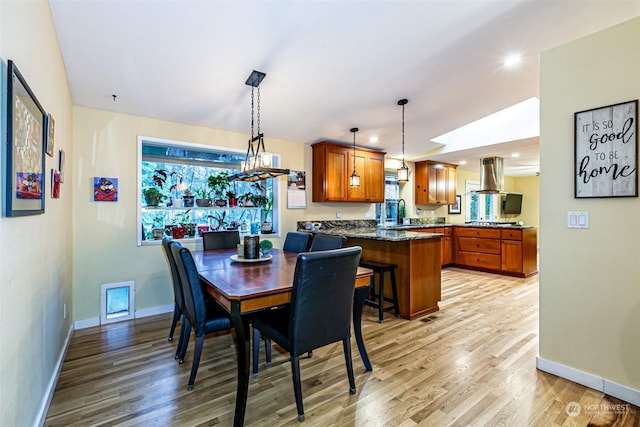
<box><xmin>49</xmin><ymin>0</ymin><xmax>640</xmax><ymax>177</ymax></box>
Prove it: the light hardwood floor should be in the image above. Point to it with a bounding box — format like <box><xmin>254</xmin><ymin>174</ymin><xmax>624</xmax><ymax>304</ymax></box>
<box><xmin>45</xmin><ymin>268</ymin><xmax>639</xmax><ymax>426</ymax></box>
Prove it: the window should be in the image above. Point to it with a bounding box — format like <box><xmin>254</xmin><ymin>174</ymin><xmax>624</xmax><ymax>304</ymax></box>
<box><xmin>464</xmin><ymin>180</ymin><xmax>500</xmax><ymax>222</ymax></box>
<box><xmin>137</xmin><ymin>137</ymin><xmax>281</xmax><ymax>245</ymax></box>
<box><xmin>376</xmin><ymin>173</ymin><xmax>400</xmax><ymax>225</ymax></box>
<box><xmin>101</xmin><ymin>281</ymin><xmax>135</xmax><ymax>324</ymax></box>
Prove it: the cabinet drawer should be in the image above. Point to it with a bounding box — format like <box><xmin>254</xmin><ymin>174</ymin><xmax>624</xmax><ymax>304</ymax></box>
<box><xmin>443</xmin><ymin>227</ymin><xmax>452</xmax><ymax>236</ymax></box>
<box><xmin>458</xmin><ymin>237</ymin><xmax>501</xmax><ymax>254</ymax></box>
<box><xmin>457</xmin><ymin>227</ymin><xmax>501</xmax><ymax>239</ymax></box>
<box><xmin>457</xmin><ymin>251</ymin><xmax>501</xmax><ymax>270</ymax></box>
<box><xmin>501</xmin><ymin>229</ymin><xmax>522</xmax><ymax>240</ymax></box>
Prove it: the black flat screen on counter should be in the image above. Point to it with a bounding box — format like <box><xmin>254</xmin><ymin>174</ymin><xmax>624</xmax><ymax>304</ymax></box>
<box><xmin>502</xmin><ymin>193</ymin><xmax>523</xmax><ymax>215</ymax></box>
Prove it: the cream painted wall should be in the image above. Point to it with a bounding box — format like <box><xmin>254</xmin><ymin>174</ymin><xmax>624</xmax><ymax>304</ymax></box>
<box><xmin>0</xmin><ymin>1</ymin><xmax>74</xmax><ymax>425</ymax></box>
<box><xmin>539</xmin><ymin>17</ymin><xmax>640</xmax><ymax>393</ymax></box>
<box><xmin>72</xmin><ymin>107</ymin><xmax>303</xmax><ymax>321</ymax></box>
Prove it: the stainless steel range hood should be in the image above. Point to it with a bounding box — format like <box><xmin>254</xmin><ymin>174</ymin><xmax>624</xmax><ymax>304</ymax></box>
<box><xmin>477</xmin><ymin>157</ymin><xmax>504</xmax><ymax>193</ymax></box>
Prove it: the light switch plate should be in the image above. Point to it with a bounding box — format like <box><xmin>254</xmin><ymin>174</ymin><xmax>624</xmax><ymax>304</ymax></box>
<box><xmin>567</xmin><ymin>211</ymin><xmax>589</xmax><ymax>229</ymax></box>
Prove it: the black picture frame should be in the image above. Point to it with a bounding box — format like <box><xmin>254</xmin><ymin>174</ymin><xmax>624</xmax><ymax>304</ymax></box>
<box><xmin>574</xmin><ymin>100</ymin><xmax>638</xmax><ymax>198</ymax></box>
<box><xmin>448</xmin><ymin>194</ymin><xmax>461</xmax><ymax>214</ymax></box>
<box><xmin>4</xmin><ymin>60</ymin><xmax>46</xmax><ymax>216</ymax></box>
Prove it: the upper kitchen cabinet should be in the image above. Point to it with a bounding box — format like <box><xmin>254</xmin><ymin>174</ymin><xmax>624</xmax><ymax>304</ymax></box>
<box><xmin>312</xmin><ymin>141</ymin><xmax>386</xmax><ymax>203</ymax></box>
<box><xmin>415</xmin><ymin>161</ymin><xmax>458</xmax><ymax>205</ymax></box>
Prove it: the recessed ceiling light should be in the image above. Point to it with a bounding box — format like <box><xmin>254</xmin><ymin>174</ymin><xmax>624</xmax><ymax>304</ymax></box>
<box><xmin>459</xmin><ymin>160</ymin><xmax>467</xmax><ymax>165</ymax></box>
<box><xmin>503</xmin><ymin>54</ymin><xmax>522</xmax><ymax>68</ymax></box>
<box><xmin>512</xmin><ymin>152</ymin><xmax>520</xmax><ymax>158</ymax></box>
<box><xmin>369</xmin><ymin>136</ymin><xmax>378</xmax><ymax>143</ymax></box>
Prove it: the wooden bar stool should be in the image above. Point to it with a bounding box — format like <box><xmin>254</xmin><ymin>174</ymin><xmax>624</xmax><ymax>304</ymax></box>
<box><xmin>359</xmin><ymin>260</ymin><xmax>400</xmax><ymax>323</ymax></box>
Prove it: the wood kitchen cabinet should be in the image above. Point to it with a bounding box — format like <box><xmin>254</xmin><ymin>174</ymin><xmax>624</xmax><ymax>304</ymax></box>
<box><xmin>312</xmin><ymin>141</ymin><xmax>385</xmax><ymax>203</ymax></box>
<box><xmin>452</xmin><ymin>226</ymin><xmax>538</xmax><ymax>278</ymax></box>
<box><xmin>431</xmin><ymin>227</ymin><xmax>453</xmax><ymax>266</ymax></box>
<box><xmin>415</xmin><ymin>161</ymin><xmax>458</xmax><ymax>205</ymax></box>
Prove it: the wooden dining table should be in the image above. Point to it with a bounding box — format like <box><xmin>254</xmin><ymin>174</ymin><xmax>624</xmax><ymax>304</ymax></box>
<box><xmin>191</xmin><ymin>248</ymin><xmax>374</xmax><ymax>427</ymax></box>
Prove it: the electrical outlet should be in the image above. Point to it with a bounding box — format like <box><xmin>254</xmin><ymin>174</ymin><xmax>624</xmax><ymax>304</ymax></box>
<box><xmin>336</xmin><ymin>211</ymin><xmax>342</xmax><ymax>218</ymax></box>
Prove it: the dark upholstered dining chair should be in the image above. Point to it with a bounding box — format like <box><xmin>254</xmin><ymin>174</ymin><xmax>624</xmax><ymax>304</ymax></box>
<box><xmin>160</xmin><ymin>237</ymin><xmax>186</xmax><ymax>356</ymax></box>
<box><xmin>171</xmin><ymin>242</ymin><xmax>233</xmax><ymax>391</ymax></box>
<box><xmin>309</xmin><ymin>234</ymin><xmax>347</xmax><ymax>252</ymax></box>
<box><xmin>202</xmin><ymin>230</ymin><xmax>240</xmax><ymax>251</ymax></box>
<box><xmin>251</xmin><ymin>246</ymin><xmax>362</xmax><ymax>422</ymax></box>
<box><xmin>282</xmin><ymin>231</ymin><xmax>312</xmax><ymax>253</ymax></box>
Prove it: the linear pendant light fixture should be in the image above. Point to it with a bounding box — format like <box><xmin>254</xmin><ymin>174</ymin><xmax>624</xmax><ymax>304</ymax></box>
<box><xmin>397</xmin><ymin>98</ymin><xmax>409</xmax><ymax>182</ymax></box>
<box><xmin>349</xmin><ymin>127</ymin><xmax>360</xmax><ymax>187</ymax></box>
<box><xmin>230</xmin><ymin>70</ymin><xmax>290</xmax><ymax>182</ymax></box>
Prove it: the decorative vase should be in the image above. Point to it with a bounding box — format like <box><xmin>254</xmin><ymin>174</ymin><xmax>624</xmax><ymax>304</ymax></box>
<box><xmin>243</xmin><ymin>236</ymin><xmax>260</xmax><ymax>259</ymax></box>
<box><xmin>228</xmin><ymin>197</ymin><xmax>238</xmax><ymax>207</ymax></box>
<box><xmin>261</xmin><ymin>222</ymin><xmax>272</xmax><ymax>233</ymax></box>
<box><xmin>152</xmin><ymin>228</ymin><xmax>165</xmax><ymax>240</ymax></box>
<box><xmin>214</xmin><ymin>198</ymin><xmax>227</xmax><ymax>207</ymax></box>
<box><xmin>195</xmin><ymin>198</ymin><xmax>211</xmax><ymax>207</ymax></box>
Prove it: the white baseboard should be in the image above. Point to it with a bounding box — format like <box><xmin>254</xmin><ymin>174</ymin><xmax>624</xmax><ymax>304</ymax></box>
<box><xmin>74</xmin><ymin>304</ymin><xmax>174</xmax><ymax>330</ymax></box>
<box><xmin>36</xmin><ymin>322</ymin><xmax>73</xmax><ymax>427</ymax></box>
<box><xmin>536</xmin><ymin>356</ymin><xmax>640</xmax><ymax>406</ymax></box>
<box><xmin>135</xmin><ymin>304</ymin><xmax>173</xmax><ymax>318</ymax></box>
<box><xmin>74</xmin><ymin>317</ymin><xmax>100</xmax><ymax>329</ymax></box>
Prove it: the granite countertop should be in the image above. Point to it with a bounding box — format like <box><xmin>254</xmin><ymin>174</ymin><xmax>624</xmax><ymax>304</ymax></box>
<box><xmin>295</xmin><ymin>219</ymin><xmax>533</xmax><ymax>243</ymax></box>
<box><xmin>382</xmin><ymin>223</ymin><xmax>535</xmax><ymax>230</ymax></box>
<box><xmin>303</xmin><ymin>227</ymin><xmax>443</xmax><ymax>242</ymax></box>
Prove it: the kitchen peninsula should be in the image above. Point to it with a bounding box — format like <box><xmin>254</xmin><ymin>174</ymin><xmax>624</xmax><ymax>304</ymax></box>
<box><xmin>298</xmin><ymin>220</ymin><xmax>442</xmax><ymax>320</ymax></box>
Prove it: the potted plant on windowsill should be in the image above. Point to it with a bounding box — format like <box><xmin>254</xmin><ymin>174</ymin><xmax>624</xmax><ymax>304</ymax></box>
<box><xmin>227</xmin><ymin>189</ymin><xmax>238</xmax><ymax>207</ymax></box>
<box><xmin>182</xmin><ymin>188</ymin><xmax>195</xmax><ymax>207</ymax></box>
<box><xmin>254</xmin><ymin>194</ymin><xmax>273</xmax><ymax>233</ymax></box>
<box><xmin>195</xmin><ymin>187</ymin><xmax>212</xmax><ymax>207</ymax></box>
<box><xmin>207</xmin><ymin>171</ymin><xmax>230</xmax><ymax>207</ymax></box>
<box><xmin>143</xmin><ymin>169</ymin><xmax>168</xmax><ymax>206</ymax></box>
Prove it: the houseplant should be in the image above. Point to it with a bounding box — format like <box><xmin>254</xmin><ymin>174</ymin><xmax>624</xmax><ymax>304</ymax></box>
<box><xmin>259</xmin><ymin>239</ymin><xmax>273</xmax><ymax>257</ymax></box>
<box><xmin>207</xmin><ymin>171</ymin><xmax>230</xmax><ymax>207</ymax></box>
<box><xmin>194</xmin><ymin>187</ymin><xmax>212</xmax><ymax>207</ymax></box>
<box><xmin>143</xmin><ymin>187</ymin><xmax>167</xmax><ymax>207</ymax></box>
<box><xmin>143</xmin><ymin>169</ymin><xmax>169</xmax><ymax>206</ymax></box>
<box><xmin>227</xmin><ymin>189</ymin><xmax>238</xmax><ymax>207</ymax></box>
<box><xmin>182</xmin><ymin>188</ymin><xmax>195</xmax><ymax>207</ymax></box>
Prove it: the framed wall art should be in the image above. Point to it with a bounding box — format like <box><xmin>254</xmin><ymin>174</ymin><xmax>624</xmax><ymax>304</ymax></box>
<box><xmin>94</xmin><ymin>177</ymin><xmax>118</xmax><ymax>202</ymax></box>
<box><xmin>575</xmin><ymin>100</ymin><xmax>638</xmax><ymax>198</ymax></box>
<box><xmin>45</xmin><ymin>113</ymin><xmax>55</xmax><ymax>157</ymax></box>
<box><xmin>448</xmin><ymin>194</ymin><xmax>461</xmax><ymax>214</ymax></box>
<box><xmin>58</xmin><ymin>149</ymin><xmax>66</xmax><ymax>182</ymax></box>
<box><xmin>4</xmin><ymin>60</ymin><xmax>46</xmax><ymax>216</ymax></box>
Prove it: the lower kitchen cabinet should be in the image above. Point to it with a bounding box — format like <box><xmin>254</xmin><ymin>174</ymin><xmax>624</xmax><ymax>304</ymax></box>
<box><xmin>453</xmin><ymin>226</ymin><xmax>537</xmax><ymax>278</ymax></box>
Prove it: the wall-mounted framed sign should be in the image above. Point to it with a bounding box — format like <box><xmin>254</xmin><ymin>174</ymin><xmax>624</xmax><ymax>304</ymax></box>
<box><xmin>575</xmin><ymin>100</ymin><xmax>638</xmax><ymax>198</ymax></box>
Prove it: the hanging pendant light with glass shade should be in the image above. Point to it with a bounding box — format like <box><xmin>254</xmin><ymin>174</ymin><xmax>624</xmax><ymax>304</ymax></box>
<box><xmin>397</xmin><ymin>98</ymin><xmax>409</xmax><ymax>182</ymax></box>
<box><xmin>230</xmin><ymin>70</ymin><xmax>290</xmax><ymax>182</ymax></box>
<box><xmin>349</xmin><ymin>127</ymin><xmax>360</xmax><ymax>187</ymax></box>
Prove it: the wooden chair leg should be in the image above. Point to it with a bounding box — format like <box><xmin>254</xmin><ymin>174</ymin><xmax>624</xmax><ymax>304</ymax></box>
<box><xmin>187</xmin><ymin>335</ymin><xmax>204</xmax><ymax>391</ymax></box>
<box><xmin>290</xmin><ymin>354</ymin><xmax>305</xmax><ymax>422</ymax></box>
<box><xmin>390</xmin><ymin>268</ymin><xmax>400</xmax><ymax>317</ymax></box>
<box><xmin>168</xmin><ymin>303</ymin><xmax>181</xmax><ymax>341</ymax></box>
<box><xmin>342</xmin><ymin>338</ymin><xmax>356</xmax><ymax>394</ymax></box>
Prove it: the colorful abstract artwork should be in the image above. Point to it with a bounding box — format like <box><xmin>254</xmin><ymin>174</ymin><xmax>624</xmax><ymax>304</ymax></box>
<box><xmin>16</xmin><ymin>172</ymin><xmax>43</xmax><ymax>199</ymax></box>
<box><xmin>94</xmin><ymin>177</ymin><xmax>118</xmax><ymax>202</ymax></box>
